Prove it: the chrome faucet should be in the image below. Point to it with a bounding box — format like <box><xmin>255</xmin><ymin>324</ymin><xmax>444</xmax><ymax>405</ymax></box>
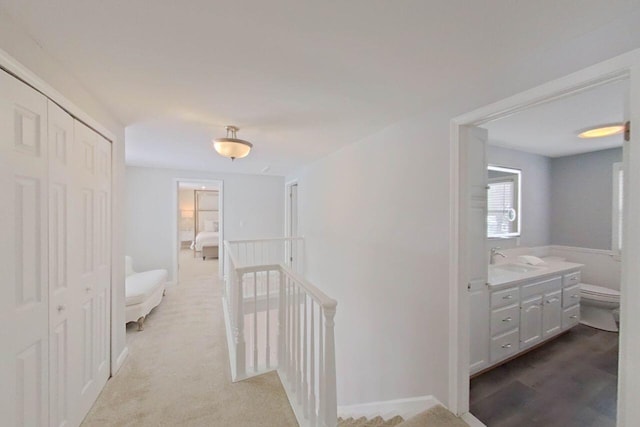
<box><xmin>490</xmin><ymin>247</ymin><xmax>507</xmax><ymax>265</ymax></box>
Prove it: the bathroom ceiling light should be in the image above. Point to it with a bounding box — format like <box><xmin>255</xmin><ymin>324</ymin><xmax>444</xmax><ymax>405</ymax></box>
<box><xmin>578</xmin><ymin>124</ymin><xmax>625</xmax><ymax>139</ymax></box>
<box><xmin>213</xmin><ymin>125</ymin><xmax>253</xmax><ymax>160</ymax></box>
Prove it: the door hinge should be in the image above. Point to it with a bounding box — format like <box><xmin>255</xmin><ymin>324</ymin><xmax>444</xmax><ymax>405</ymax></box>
<box><xmin>467</xmin><ymin>283</ymin><xmax>471</xmax><ymax>291</ymax></box>
<box><xmin>290</xmin><ymin>257</ymin><xmax>294</xmax><ymax>262</ymax></box>
<box><xmin>624</xmin><ymin>121</ymin><xmax>631</xmax><ymax>142</ymax></box>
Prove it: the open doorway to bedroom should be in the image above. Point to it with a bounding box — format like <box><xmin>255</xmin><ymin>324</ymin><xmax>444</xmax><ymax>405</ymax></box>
<box><xmin>177</xmin><ymin>180</ymin><xmax>223</xmax><ymax>284</ymax></box>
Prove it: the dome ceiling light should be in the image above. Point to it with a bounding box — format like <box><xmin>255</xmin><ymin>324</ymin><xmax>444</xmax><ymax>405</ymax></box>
<box><xmin>213</xmin><ymin>125</ymin><xmax>253</xmax><ymax>160</ymax></box>
<box><xmin>577</xmin><ymin>124</ymin><xmax>625</xmax><ymax>139</ymax></box>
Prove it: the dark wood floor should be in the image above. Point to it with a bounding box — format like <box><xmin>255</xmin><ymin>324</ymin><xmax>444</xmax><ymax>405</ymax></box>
<box><xmin>470</xmin><ymin>324</ymin><xmax>618</xmax><ymax>427</ymax></box>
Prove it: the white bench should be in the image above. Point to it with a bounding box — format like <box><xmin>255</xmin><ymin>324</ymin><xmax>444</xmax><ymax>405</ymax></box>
<box><xmin>125</xmin><ymin>256</ymin><xmax>167</xmax><ymax>331</ymax></box>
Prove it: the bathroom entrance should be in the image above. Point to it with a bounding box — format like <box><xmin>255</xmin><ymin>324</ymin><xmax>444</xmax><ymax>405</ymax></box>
<box><xmin>449</xmin><ymin>52</ymin><xmax>640</xmax><ymax>427</ymax></box>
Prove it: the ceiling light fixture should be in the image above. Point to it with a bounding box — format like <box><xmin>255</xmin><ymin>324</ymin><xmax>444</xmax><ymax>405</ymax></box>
<box><xmin>578</xmin><ymin>124</ymin><xmax>625</xmax><ymax>139</ymax></box>
<box><xmin>213</xmin><ymin>125</ymin><xmax>253</xmax><ymax>160</ymax></box>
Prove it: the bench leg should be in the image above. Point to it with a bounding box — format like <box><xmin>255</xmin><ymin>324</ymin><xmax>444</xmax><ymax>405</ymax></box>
<box><xmin>137</xmin><ymin>316</ymin><xmax>145</xmax><ymax>331</ymax></box>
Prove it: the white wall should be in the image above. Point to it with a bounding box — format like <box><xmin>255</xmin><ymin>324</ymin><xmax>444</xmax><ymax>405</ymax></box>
<box><xmin>0</xmin><ymin>10</ymin><xmax>128</xmax><ymax>372</ymax></box>
<box><xmin>125</xmin><ymin>166</ymin><xmax>285</xmax><ymax>282</ymax></box>
<box><xmin>487</xmin><ymin>145</ymin><xmax>552</xmax><ymax>249</ymax></box>
<box><xmin>286</xmin><ymin>35</ymin><xmax>640</xmax><ymax>409</ymax></box>
<box><xmin>550</xmin><ymin>148</ymin><xmax>623</xmax><ymax>250</ymax></box>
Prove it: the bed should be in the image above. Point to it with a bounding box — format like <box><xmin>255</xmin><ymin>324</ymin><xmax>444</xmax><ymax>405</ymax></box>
<box><xmin>192</xmin><ymin>230</ymin><xmax>219</xmax><ymax>259</ymax></box>
<box><xmin>192</xmin><ymin>190</ymin><xmax>220</xmax><ymax>260</ymax></box>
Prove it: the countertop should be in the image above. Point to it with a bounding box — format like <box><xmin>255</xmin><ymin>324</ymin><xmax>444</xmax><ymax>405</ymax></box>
<box><xmin>488</xmin><ymin>259</ymin><xmax>584</xmax><ymax>290</ymax></box>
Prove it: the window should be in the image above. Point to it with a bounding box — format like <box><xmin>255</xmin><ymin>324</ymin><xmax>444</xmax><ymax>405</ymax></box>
<box><xmin>487</xmin><ymin>166</ymin><xmax>521</xmax><ymax>238</ymax></box>
<box><xmin>612</xmin><ymin>162</ymin><xmax>624</xmax><ymax>254</ymax></box>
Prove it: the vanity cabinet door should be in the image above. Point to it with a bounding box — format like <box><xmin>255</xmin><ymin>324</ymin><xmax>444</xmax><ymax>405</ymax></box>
<box><xmin>520</xmin><ymin>295</ymin><xmax>543</xmax><ymax>349</ymax></box>
<box><xmin>469</xmin><ymin>283</ymin><xmax>490</xmax><ymax>374</ymax></box>
<box><xmin>542</xmin><ymin>290</ymin><xmax>562</xmax><ymax>338</ymax></box>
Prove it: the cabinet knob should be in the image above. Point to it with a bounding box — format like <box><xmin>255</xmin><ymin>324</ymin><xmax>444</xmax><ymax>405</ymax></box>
<box><xmin>502</xmin><ymin>317</ymin><xmax>512</xmax><ymax>322</ymax></box>
<box><xmin>569</xmin><ymin>315</ymin><xmax>578</xmax><ymax>319</ymax></box>
<box><xmin>57</xmin><ymin>305</ymin><xmax>65</xmax><ymax>312</ymax></box>
<box><xmin>501</xmin><ymin>343</ymin><xmax>512</xmax><ymax>349</ymax></box>
<box><xmin>571</xmin><ymin>295</ymin><xmax>579</xmax><ymax>299</ymax></box>
<box><xmin>503</xmin><ymin>295</ymin><xmax>513</xmax><ymax>300</ymax></box>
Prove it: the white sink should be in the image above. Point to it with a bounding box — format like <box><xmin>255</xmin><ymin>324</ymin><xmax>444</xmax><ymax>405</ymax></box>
<box><xmin>492</xmin><ymin>263</ymin><xmax>543</xmax><ymax>274</ymax></box>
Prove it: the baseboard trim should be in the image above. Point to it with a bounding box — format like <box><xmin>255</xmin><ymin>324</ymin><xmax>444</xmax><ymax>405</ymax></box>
<box><xmin>338</xmin><ymin>395</ymin><xmax>443</xmax><ymax>421</ymax></box>
<box><xmin>113</xmin><ymin>346</ymin><xmax>129</xmax><ymax>374</ymax></box>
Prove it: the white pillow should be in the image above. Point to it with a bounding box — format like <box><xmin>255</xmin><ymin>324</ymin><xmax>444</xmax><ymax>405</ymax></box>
<box><xmin>204</xmin><ymin>220</ymin><xmax>215</xmax><ymax>232</ymax></box>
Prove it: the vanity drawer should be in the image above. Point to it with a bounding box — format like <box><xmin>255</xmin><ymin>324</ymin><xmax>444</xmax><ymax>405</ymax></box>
<box><xmin>491</xmin><ymin>287</ymin><xmax>519</xmax><ymax>309</ymax></box>
<box><xmin>562</xmin><ymin>284</ymin><xmax>581</xmax><ymax>308</ymax></box>
<box><xmin>490</xmin><ymin>328</ymin><xmax>519</xmax><ymax>362</ymax></box>
<box><xmin>491</xmin><ymin>304</ymin><xmax>520</xmax><ymax>336</ymax></box>
<box><xmin>562</xmin><ymin>305</ymin><xmax>580</xmax><ymax>330</ymax></box>
<box><xmin>521</xmin><ymin>276</ymin><xmax>562</xmax><ymax>299</ymax></box>
<box><xmin>563</xmin><ymin>271</ymin><xmax>581</xmax><ymax>288</ymax></box>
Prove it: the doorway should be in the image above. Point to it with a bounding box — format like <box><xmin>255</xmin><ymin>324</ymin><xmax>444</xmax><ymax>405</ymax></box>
<box><xmin>174</xmin><ymin>179</ymin><xmax>224</xmax><ymax>283</ymax></box>
<box><xmin>449</xmin><ymin>52</ymin><xmax>640</xmax><ymax>427</ymax></box>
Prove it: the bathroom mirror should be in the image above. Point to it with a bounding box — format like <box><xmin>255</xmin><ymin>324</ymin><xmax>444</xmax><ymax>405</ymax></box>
<box><xmin>487</xmin><ymin>165</ymin><xmax>521</xmax><ymax>238</ymax></box>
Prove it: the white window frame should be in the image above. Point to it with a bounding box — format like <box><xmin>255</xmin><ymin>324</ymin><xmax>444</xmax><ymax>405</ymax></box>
<box><xmin>487</xmin><ymin>165</ymin><xmax>522</xmax><ymax>239</ymax></box>
<box><xmin>612</xmin><ymin>162</ymin><xmax>624</xmax><ymax>258</ymax></box>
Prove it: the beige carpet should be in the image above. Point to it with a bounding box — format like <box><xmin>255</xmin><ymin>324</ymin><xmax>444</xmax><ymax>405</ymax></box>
<box><xmin>338</xmin><ymin>405</ymin><xmax>468</xmax><ymax>427</ymax></box>
<box><xmin>82</xmin><ymin>253</ymin><xmax>297</xmax><ymax>426</ymax></box>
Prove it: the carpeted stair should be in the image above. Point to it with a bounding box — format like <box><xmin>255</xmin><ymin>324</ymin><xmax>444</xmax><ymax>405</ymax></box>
<box><xmin>338</xmin><ymin>405</ymin><xmax>469</xmax><ymax>427</ymax></box>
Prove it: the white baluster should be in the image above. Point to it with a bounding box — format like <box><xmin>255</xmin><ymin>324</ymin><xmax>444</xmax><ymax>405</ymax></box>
<box><xmin>235</xmin><ymin>273</ymin><xmax>246</xmax><ymax>379</ymax></box>
<box><xmin>266</xmin><ymin>269</ymin><xmax>271</xmax><ymax>370</ymax></box>
<box><xmin>296</xmin><ymin>286</ymin><xmax>302</xmax><ymax>402</ymax></box>
<box><xmin>309</xmin><ymin>301</ymin><xmax>316</xmax><ymax>426</ymax></box>
<box><xmin>322</xmin><ymin>304</ymin><xmax>337</xmax><ymax>427</ymax></box>
<box><xmin>318</xmin><ymin>310</ymin><xmax>325</xmax><ymax>427</ymax></box>
<box><xmin>287</xmin><ymin>277</ymin><xmax>293</xmax><ymax>382</ymax></box>
<box><xmin>302</xmin><ymin>292</ymin><xmax>308</xmax><ymax>416</ymax></box>
<box><xmin>294</xmin><ymin>284</ymin><xmax>299</xmax><ymax>389</ymax></box>
<box><xmin>278</xmin><ymin>270</ymin><xmax>285</xmax><ymax>368</ymax></box>
<box><xmin>254</xmin><ymin>272</ymin><xmax>258</xmax><ymax>372</ymax></box>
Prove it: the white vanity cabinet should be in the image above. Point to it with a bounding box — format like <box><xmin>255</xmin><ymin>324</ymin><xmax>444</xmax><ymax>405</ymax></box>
<box><xmin>471</xmin><ymin>264</ymin><xmax>582</xmax><ymax>376</ymax></box>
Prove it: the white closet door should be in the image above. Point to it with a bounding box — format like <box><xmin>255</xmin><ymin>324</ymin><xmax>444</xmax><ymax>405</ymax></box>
<box><xmin>72</xmin><ymin>120</ymin><xmax>111</xmax><ymax>419</ymax></box>
<box><xmin>0</xmin><ymin>70</ymin><xmax>50</xmax><ymax>425</ymax></box>
<box><xmin>47</xmin><ymin>101</ymin><xmax>76</xmax><ymax>427</ymax></box>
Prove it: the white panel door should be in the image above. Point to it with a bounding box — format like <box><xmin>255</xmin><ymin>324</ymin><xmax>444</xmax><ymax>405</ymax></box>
<box><xmin>461</xmin><ymin>126</ymin><xmax>489</xmax><ymax>374</ymax></box>
<box><xmin>48</xmin><ymin>101</ymin><xmax>75</xmax><ymax>427</ymax></box>
<box><xmin>0</xmin><ymin>70</ymin><xmax>50</xmax><ymax>426</ymax></box>
<box><xmin>72</xmin><ymin>120</ymin><xmax>111</xmax><ymax>420</ymax></box>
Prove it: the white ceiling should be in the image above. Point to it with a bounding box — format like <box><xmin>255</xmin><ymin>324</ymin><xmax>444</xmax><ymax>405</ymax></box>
<box><xmin>484</xmin><ymin>80</ymin><xmax>626</xmax><ymax>158</ymax></box>
<box><xmin>1</xmin><ymin>1</ymin><xmax>639</xmax><ymax>174</ymax></box>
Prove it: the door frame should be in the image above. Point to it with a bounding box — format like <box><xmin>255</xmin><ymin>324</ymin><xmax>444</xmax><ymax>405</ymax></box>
<box><xmin>448</xmin><ymin>48</ymin><xmax>640</xmax><ymax>426</ymax></box>
<box><xmin>285</xmin><ymin>180</ymin><xmax>298</xmax><ymax>238</ymax></box>
<box><xmin>172</xmin><ymin>178</ymin><xmax>224</xmax><ymax>282</ymax></box>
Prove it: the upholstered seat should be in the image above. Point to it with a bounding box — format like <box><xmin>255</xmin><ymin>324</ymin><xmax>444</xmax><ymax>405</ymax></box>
<box><xmin>125</xmin><ymin>256</ymin><xmax>167</xmax><ymax>330</ymax></box>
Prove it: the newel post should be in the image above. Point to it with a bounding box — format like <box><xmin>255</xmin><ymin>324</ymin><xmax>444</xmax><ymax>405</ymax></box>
<box><xmin>235</xmin><ymin>273</ymin><xmax>246</xmax><ymax>379</ymax></box>
<box><xmin>323</xmin><ymin>302</ymin><xmax>337</xmax><ymax>427</ymax></box>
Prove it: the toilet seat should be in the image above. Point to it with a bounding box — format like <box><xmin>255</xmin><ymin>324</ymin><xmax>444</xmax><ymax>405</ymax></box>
<box><xmin>580</xmin><ymin>283</ymin><xmax>620</xmax><ymax>303</ymax></box>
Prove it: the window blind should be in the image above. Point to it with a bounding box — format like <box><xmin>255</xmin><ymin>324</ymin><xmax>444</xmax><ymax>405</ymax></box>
<box><xmin>487</xmin><ymin>179</ymin><xmax>516</xmax><ymax>237</ymax></box>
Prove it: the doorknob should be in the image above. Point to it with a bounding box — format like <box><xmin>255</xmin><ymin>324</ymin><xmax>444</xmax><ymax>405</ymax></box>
<box><xmin>57</xmin><ymin>305</ymin><xmax>65</xmax><ymax>312</ymax></box>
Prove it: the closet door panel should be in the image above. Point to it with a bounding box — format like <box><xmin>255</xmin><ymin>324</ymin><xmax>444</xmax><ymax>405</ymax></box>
<box><xmin>0</xmin><ymin>70</ymin><xmax>49</xmax><ymax>426</ymax></box>
<box><xmin>48</xmin><ymin>101</ymin><xmax>74</xmax><ymax>427</ymax></box>
<box><xmin>72</xmin><ymin>121</ymin><xmax>111</xmax><ymax>418</ymax></box>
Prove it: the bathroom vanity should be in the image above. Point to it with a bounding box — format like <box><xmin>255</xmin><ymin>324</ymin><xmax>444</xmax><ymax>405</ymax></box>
<box><xmin>470</xmin><ymin>259</ymin><xmax>583</xmax><ymax>375</ymax></box>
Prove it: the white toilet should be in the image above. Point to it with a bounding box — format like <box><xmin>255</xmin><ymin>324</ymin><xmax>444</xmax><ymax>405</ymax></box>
<box><xmin>579</xmin><ymin>283</ymin><xmax>620</xmax><ymax>332</ymax></box>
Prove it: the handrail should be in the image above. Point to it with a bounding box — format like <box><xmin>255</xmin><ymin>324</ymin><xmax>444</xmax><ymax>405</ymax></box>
<box><xmin>280</xmin><ymin>264</ymin><xmax>337</xmax><ymax>310</ymax></box>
